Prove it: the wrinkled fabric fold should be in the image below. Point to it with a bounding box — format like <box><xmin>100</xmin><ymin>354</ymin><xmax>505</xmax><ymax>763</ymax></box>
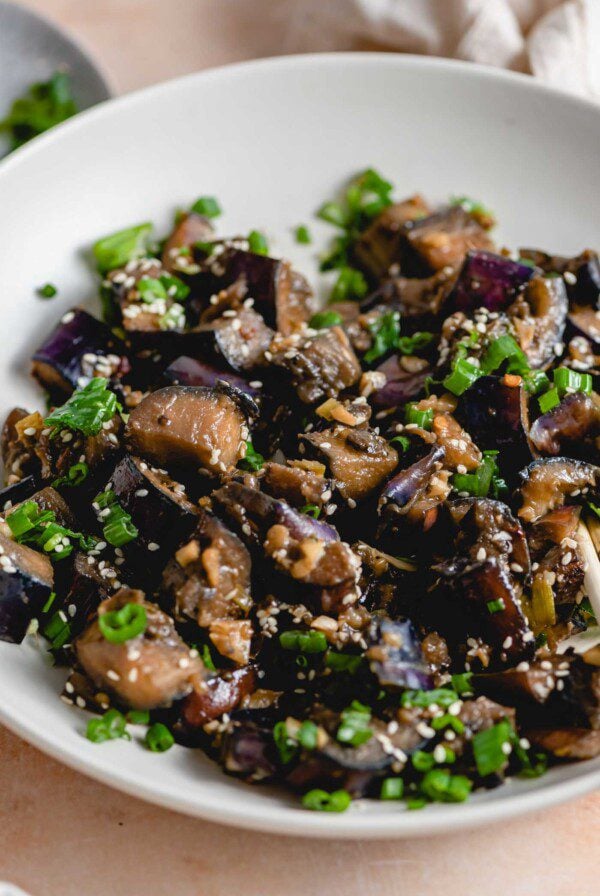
<box><xmin>272</xmin><ymin>0</ymin><xmax>599</xmax><ymax>99</ymax></box>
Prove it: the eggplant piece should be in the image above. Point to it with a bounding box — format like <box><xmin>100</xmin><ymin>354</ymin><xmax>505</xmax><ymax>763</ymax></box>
<box><xmin>378</xmin><ymin>444</ymin><xmax>449</xmax><ymax>534</ymax></box>
<box><xmin>567</xmin><ymin>306</ymin><xmax>600</xmax><ymax>350</ymax></box>
<box><xmin>163</xmin><ymin>355</ymin><xmax>260</xmax><ymax>398</ymax></box>
<box><xmin>110</xmin><ymin>454</ymin><xmax>198</xmax><ymax>565</ymax></box>
<box><xmin>0</xmin><ymin>530</ymin><xmax>53</xmax><ymax>643</ymax></box>
<box><xmin>403</xmin><ymin>207</ymin><xmax>494</xmax><ymax>275</ymax></box>
<box><xmin>448</xmin><ymin>498</ymin><xmax>531</xmax><ymax>578</ymax></box>
<box><xmin>366</xmin><ymin>617</ymin><xmax>432</xmax><ymax>690</ymax></box>
<box><xmin>447</xmin><ymin>251</ymin><xmax>534</xmax><ymax>315</ymax></box>
<box><xmin>527</xmin><ymin>506</ymin><xmax>580</xmax><ymax>555</ymax></box>
<box><xmin>444</xmin><ymin>558</ymin><xmax>534</xmax><ymax>665</ymax></box>
<box><xmin>56</xmin><ymin>551</ymin><xmax>113</xmax><ymax>637</ymax></box>
<box><xmin>32</xmin><ymin>308</ymin><xmax>126</xmax><ymax>396</ymax></box>
<box><xmin>431</xmin><ymin>413</ymin><xmax>481</xmax><ymax>472</ymax></box>
<box><xmin>263</xmin><ymin>521</ymin><xmax>360</xmax><ymax>589</ymax></box>
<box><xmin>261</xmin><ymin>462</ymin><xmax>331</xmax><ymax>509</ymax></box>
<box><xmin>76</xmin><ymin>589</ymin><xmax>204</xmax><ymax>710</ymax></box>
<box><xmin>529</xmin><ymin>392</ymin><xmax>600</xmax><ymax>458</ymax></box>
<box><xmin>509</xmin><ymin>275</ymin><xmax>568</xmax><ymax>369</ymax></box>
<box><xmin>301</xmin><ymin>426</ymin><xmax>398</xmax><ymax>503</ymax></box>
<box><xmin>213</xmin><ymin>481</ymin><xmax>340</xmax><ymax>546</ymax></box>
<box><xmin>162</xmin><ymin>507</ymin><xmax>252</xmax><ymax>627</ymax></box>
<box><xmin>269</xmin><ymin>326</ymin><xmax>361</xmax><ymax>405</ymax></box>
<box><xmin>353</xmin><ymin>194</ymin><xmax>431</xmax><ymax>280</ymax></box>
<box><xmin>186</xmin><ymin>307</ymin><xmax>273</xmax><ymax>372</ymax></box>
<box><xmin>526</xmin><ymin>728</ymin><xmax>600</xmax><ymax>760</ymax></box>
<box><xmin>520</xmin><ymin>248</ymin><xmax>600</xmax><ymax>306</ymax></box>
<box><xmin>125</xmin><ymin>383</ymin><xmax>256</xmax><ymax>474</ymax></box>
<box><xmin>517</xmin><ymin>458</ymin><xmax>600</xmax><ymax>523</ymax></box>
<box><xmin>23</xmin><ymin>486</ymin><xmax>75</xmax><ymax>528</ymax></box>
<box><xmin>361</xmin><ymin>267</ymin><xmax>456</xmax><ymax>327</ymax></box>
<box><xmin>1</xmin><ymin>408</ymin><xmax>47</xmax><ymax>485</ymax></box>
<box><xmin>221</xmin><ymin>250</ymin><xmax>316</xmax><ymax>335</ymax></box>
<box><xmin>162</xmin><ymin>211</ymin><xmax>214</xmax><ymax>272</ymax></box>
<box><xmin>181</xmin><ymin>666</ymin><xmax>256</xmax><ymax>726</ymax></box>
<box><xmin>456</xmin><ymin>375</ymin><xmax>532</xmax><ymax>478</ymax></box>
<box><xmin>0</xmin><ymin>476</ymin><xmax>38</xmax><ymax>512</ymax></box>
<box><xmin>221</xmin><ymin>718</ymin><xmax>278</xmax><ymax>781</ymax></box>
<box><xmin>370</xmin><ymin>355</ymin><xmax>433</xmax><ymax>410</ymax></box>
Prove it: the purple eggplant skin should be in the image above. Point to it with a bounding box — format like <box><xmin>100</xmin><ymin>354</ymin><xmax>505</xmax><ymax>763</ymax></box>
<box><xmin>212</xmin><ymin>481</ymin><xmax>339</xmax><ymax>548</ymax></box>
<box><xmin>221</xmin><ymin>719</ymin><xmax>278</xmax><ymax>782</ymax></box>
<box><xmin>367</xmin><ymin>617</ymin><xmax>432</xmax><ymax>690</ymax></box>
<box><xmin>0</xmin><ymin>531</ymin><xmax>54</xmax><ymax>643</ymax></box>
<box><xmin>529</xmin><ymin>392</ymin><xmax>600</xmax><ymax>459</ymax></box>
<box><xmin>32</xmin><ymin>308</ymin><xmax>126</xmax><ymax>396</ymax></box>
<box><xmin>378</xmin><ymin>445</ymin><xmax>445</xmax><ymax>512</ymax></box>
<box><xmin>370</xmin><ymin>355</ymin><xmax>433</xmax><ymax>410</ymax></box>
<box><xmin>0</xmin><ymin>475</ymin><xmax>39</xmax><ymax>512</ymax></box>
<box><xmin>163</xmin><ymin>355</ymin><xmax>261</xmax><ymax>399</ymax></box>
<box><xmin>447</xmin><ymin>251</ymin><xmax>534</xmax><ymax>315</ymax></box>
<box><xmin>456</xmin><ymin>375</ymin><xmax>532</xmax><ymax>477</ymax></box>
<box><xmin>109</xmin><ymin>454</ymin><xmax>198</xmax><ymax>579</ymax></box>
<box><xmin>439</xmin><ymin>557</ymin><xmax>535</xmax><ymax>667</ymax></box>
<box><xmin>520</xmin><ymin>248</ymin><xmax>600</xmax><ymax>307</ymax></box>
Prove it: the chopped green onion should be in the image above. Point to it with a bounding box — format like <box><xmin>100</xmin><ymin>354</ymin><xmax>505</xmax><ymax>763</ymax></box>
<box><xmin>201</xmin><ymin>643</ymin><xmax>217</xmax><ymax>671</ymax></box>
<box><xmin>126</xmin><ymin>709</ymin><xmax>150</xmax><ymax>725</ymax></box>
<box><xmin>302</xmin><ymin>789</ymin><xmax>351</xmax><ymax>812</ymax></box>
<box><xmin>381</xmin><ymin>777</ymin><xmax>404</xmax><ymax>800</ymax></box>
<box><xmin>98</xmin><ymin>602</ymin><xmax>147</xmax><ymax>644</ymax></box>
<box><xmin>41</xmin><ymin>591</ymin><xmax>57</xmax><ymax>615</ymax></box>
<box><xmin>317</xmin><ymin>202</ymin><xmax>349</xmax><ymax>228</ymax></box>
<box><xmin>331</xmin><ymin>266</ymin><xmax>368</xmax><ymax>303</ymax></box>
<box><xmin>38</xmin><ymin>283</ymin><xmax>57</xmax><ymax>299</ymax></box>
<box><xmin>238</xmin><ymin>440</ymin><xmax>265</xmax><ymax>472</ymax></box>
<box><xmin>248</xmin><ymin>230</ymin><xmax>269</xmax><ymax>256</ymax></box>
<box><xmin>487</xmin><ymin>598</ymin><xmax>505</xmax><ymax>614</ymax></box>
<box><xmin>450</xmin><ymin>195</ymin><xmax>493</xmax><ymax>219</ymax></box>
<box><xmin>421</xmin><ymin>769</ymin><xmax>472</xmax><ymax>803</ymax></box>
<box><xmin>337</xmin><ymin>700</ymin><xmax>372</xmax><ymax>747</ymax></box>
<box><xmin>43</xmin><ymin>611</ymin><xmax>71</xmax><ymax>650</ymax></box>
<box><xmin>45</xmin><ymin>377</ymin><xmax>120</xmax><ymax>436</ymax></box>
<box><xmin>538</xmin><ymin>387</ymin><xmax>560</xmax><ymax>413</ymax></box>
<box><xmin>524</xmin><ymin>370</ymin><xmax>551</xmax><ymax>395</ymax></box>
<box><xmin>94</xmin><ymin>490</ymin><xmax>138</xmax><ymax>547</ymax></box>
<box><xmin>406</xmin><ymin>797</ymin><xmax>427</xmax><ymax>810</ymax></box>
<box><xmin>364</xmin><ymin>311</ymin><xmax>401</xmax><ymax>363</ymax></box>
<box><xmin>401</xmin><ymin>688</ymin><xmax>457</xmax><ymax>709</ymax></box>
<box><xmin>191</xmin><ymin>196</ymin><xmax>221</xmax><ymax>218</ymax></box>
<box><xmin>298</xmin><ymin>721</ymin><xmax>319</xmax><ymax>751</ymax></box>
<box><xmin>325</xmin><ymin>650</ymin><xmax>363</xmax><ymax>673</ymax></box>
<box><xmin>7</xmin><ymin>500</ymin><xmax>95</xmax><ymax>561</ymax></box>
<box><xmin>389</xmin><ymin>435</ymin><xmax>410</xmax><ymax>453</ymax></box>
<box><xmin>273</xmin><ymin>721</ymin><xmax>298</xmax><ymax>764</ymax></box>
<box><xmin>93</xmin><ymin>223</ymin><xmax>153</xmax><ymax>274</ymax></box>
<box><xmin>412</xmin><ymin>750</ymin><xmax>435</xmax><ymax>772</ymax></box>
<box><xmin>443</xmin><ymin>358</ymin><xmax>481</xmax><ymax>396</ymax></box>
<box><xmin>300</xmin><ymin>503</ymin><xmax>321</xmax><ymax>519</ymax></box>
<box><xmin>397</xmin><ymin>331</ymin><xmax>434</xmax><ymax>355</ymax></box>
<box><xmin>481</xmin><ymin>334</ymin><xmax>529</xmax><ymax>376</ymax></box>
<box><xmin>279</xmin><ymin>630</ymin><xmax>328</xmax><ymax>654</ymax></box>
<box><xmin>309</xmin><ymin>310</ymin><xmax>343</xmax><ymax>330</ymax></box>
<box><xmin>52</xmin><ymin>462</ymin><xmax>89</xmax><ymax>489</ymax></box>
<box><xmin>431</xmin><ymin>714</ymin><xmax>465</xmax><ymax>735</ymax></box>
<box><xmin>451</xmin><ymin>672</ymin><xmax>474</xmax><ymax>696</ymax></box>
<box><xmin>86</xmin><ymin>709</ymin><xmax>131</xmax><ymax>744</ymax></box>
<box><xmin>0</xmin><ymin>71</ymin><xmax>77</xmax><ymax>150</ymax></box>
<box><xmin>405</xmin><ymin>404</ymin><xmax>434</xmax><ymax>430</ymax></box>
<box><xmin>552</xmin><ymin>366</ymin><xmax>592</xmax><ymax>396</ymax></box>
<box><xmin>452</xmin><ymin>450</ymin><xmax>506</xmax><ymax>499</ymax></box>
<box><xmin>145</xmin><ymin>722</ymin><xmax>174</xmax><ymax>752</ymax></box>
<box><xmin>472</xmin><ymin>719</ymin><xmax>512</xmax><ymax>777</ymax></box>
<box><xmin>295</xmin><ymin>225</ymin><xmax>311</xmax><ymax>244</ymax></box>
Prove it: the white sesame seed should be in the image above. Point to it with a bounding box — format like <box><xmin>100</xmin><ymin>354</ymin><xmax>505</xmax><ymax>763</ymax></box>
<box><xmin>147</xmin><ymin>542</ymin><xmax>160</xmax><ymax>552</ymax></box>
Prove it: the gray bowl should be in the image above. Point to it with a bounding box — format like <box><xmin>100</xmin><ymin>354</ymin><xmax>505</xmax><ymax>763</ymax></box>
<box><xmin>0</xmin><ymin>0</ymin><xmax>113</xmax><ymax>157</ymax></box>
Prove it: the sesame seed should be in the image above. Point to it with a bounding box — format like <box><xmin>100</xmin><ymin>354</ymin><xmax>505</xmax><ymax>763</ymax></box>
<box><xmin>147</xmin><ymin>542</ymin><xmax>160</xmax><ymax>551</ymax></box>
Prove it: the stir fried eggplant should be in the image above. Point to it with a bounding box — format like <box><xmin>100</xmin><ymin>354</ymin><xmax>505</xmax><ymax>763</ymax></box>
<box><xmin>6</xmin><ymin>174</ymin><xmax>600</xmax><ymax>812</ymax></box>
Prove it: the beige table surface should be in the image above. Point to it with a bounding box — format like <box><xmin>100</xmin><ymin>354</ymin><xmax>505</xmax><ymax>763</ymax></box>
<box><xmin>1</xmin><ymin>3</ymin><xmax>599</xmax><ymax>894</ymax></box>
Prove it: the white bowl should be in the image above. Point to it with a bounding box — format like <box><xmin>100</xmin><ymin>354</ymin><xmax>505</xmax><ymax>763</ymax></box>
<box><xmin>0</xmin><ymin>53</ymin><xmax>598</xmax><ymax>838</ymax></box>
<box><xmin>0</xmin><ymin>0</ymin><xmax>112</xmax><ymax>159</ymax></box>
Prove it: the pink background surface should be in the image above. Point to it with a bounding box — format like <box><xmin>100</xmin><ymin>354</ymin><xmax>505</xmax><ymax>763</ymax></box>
<box><xmin>1</xmin><ymin>3</ymin><xmax>599</xmax><ymax>894</ymax></box>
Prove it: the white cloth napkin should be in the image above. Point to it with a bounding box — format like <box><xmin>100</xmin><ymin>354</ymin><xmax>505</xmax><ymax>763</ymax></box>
<box><xmin>272</xmin><ymin>0</ymin><xmax>600</xmax><ymax>100</ymax></box>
